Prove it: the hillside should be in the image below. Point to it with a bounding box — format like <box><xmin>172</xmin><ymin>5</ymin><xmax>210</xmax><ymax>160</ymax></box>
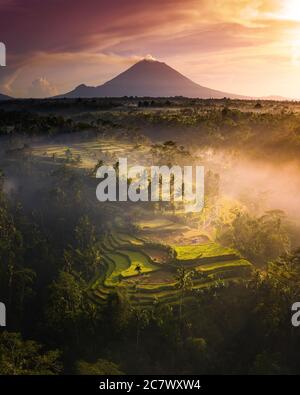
<box><xmin>0</xmin><ymin>93</ymin><xmax>11</xmax><ymax>100</ymax></box>
<box><xmin>59</xmin><ymin>59</ymin><xmax>247</xmax><ymax>99</ymax></box>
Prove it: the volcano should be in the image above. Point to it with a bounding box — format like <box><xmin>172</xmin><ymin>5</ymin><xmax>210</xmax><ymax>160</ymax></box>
<box><xmin>0</xmin><ymin>93</ymin><xmax>11</xmax><ymax>100</ymax></box>
<box><xmin>58</xmin><ymin>58</ymin><xmax>247</xmax><ymax>99</ymax></box>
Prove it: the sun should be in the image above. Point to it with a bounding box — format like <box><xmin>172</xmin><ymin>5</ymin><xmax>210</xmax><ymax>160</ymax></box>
<box><xmin>281</xmin><ymin>0</ymin><xmax>300</xmax><ymax>21</ymax></box>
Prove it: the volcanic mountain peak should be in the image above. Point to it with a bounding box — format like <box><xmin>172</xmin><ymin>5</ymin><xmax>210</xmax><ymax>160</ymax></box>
<box><xmin>59</xmin><ymin>58</ymin><xmax>247</xmax><ymax>99</ymax></box>
<box><xmin>144</xmin><ymin>54</ymin><xmax>157</xmax><ymax>62</ymax></box>
<box><xmin>0</xmin><ymin>93</ymin><xmax>11</xmax><ymax>100</ymax></box>
<box><xmin>77</xmin><ymin>83</ymin><xmax>88</xmax><ymax>89</ymax></box>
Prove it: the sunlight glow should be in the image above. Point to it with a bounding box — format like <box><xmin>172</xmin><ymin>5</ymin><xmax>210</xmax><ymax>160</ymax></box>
<box><xmin>291</xmin><ymin>37</ymin><xmax>300</xmax><ymax>65</ymax></box>
<box><xmin>281</xmin><ymin>0</ymin><xmax>300</xmax><ymax>21</ymax></box>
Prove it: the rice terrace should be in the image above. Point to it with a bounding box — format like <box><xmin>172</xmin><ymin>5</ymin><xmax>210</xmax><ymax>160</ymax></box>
<box><xmin>17</xmin><ymin>126</ymin><xmax>253</xmax><ymax>308</ymax></box>
<box><xmin>3</xmin><ymin>0</ymin><xmax>300</xmax><ymax>379</ymax></box>
<box><xmin>1</xmin><ymin>96</ymin><xmax>300</xmax><ymax>374</ymax></box>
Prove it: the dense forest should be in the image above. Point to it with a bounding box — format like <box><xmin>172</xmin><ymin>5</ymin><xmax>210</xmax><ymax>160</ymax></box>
<box><xmin>1</xmin><ymin>98</ymin><xmax>300</xmax><ymax>374</ymax></box>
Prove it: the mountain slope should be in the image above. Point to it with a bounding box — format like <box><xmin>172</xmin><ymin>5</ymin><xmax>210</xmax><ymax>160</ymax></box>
<box><xmin>59</xmin><ymin>59</ymin><xmax>247</xmax><ymax>99</ymax></box>
<box><xmin>0</xmin><ymin>93</ymin><xmax>11</xmax><ymax>100</ymax></box>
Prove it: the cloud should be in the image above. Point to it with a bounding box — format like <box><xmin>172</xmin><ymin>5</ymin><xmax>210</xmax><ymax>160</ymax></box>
<box><xmin>27</xmin><ymin>77</ymin><xmax>58</xmax><ymax>98</ymax></box>
<box><xmin>1</xmin><ymin>0</ymin><xmax>300</xmax><ymax>97</ymax></box>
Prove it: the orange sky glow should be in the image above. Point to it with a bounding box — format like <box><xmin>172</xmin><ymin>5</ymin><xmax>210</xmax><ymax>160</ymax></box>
<box><xmin>1</xmin><ymin>0</ymin><xmax>300</xmax><ymax>98</ymax></box>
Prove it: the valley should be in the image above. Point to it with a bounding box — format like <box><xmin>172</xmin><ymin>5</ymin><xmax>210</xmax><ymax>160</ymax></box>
<box><xmin>1</xmin><ymin>97</ymin><xmax>300</xmax><ymax>374</ymax></box>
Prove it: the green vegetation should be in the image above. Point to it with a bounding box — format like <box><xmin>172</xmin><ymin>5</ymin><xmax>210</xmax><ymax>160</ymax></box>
<box><xmin>217</xmin><ymin>210</ymin><xmax>291</xmax><ymax>266</ymax></box>
<box><xmin>116</xmin><ymin>233</ymin><xmax>144</xmax><ymax>246</ymax></box>
<box><xmin>173</xmin><ymin>242</ymin><xmax>239</xmax><ymax>261</ymax></box>
<box><xmin>119</xmin><ymin>250</ymin><xmax>159</xmax><ymax>277</ymax></box>
<box><xmin>77</xmin><ymin>359</ymin><xmax>124</xmax><ymax>375</ymax></box>
<box><xmin>89</xmin><ymin>230</ymin><xmax>252</xmax><ymax>309</ymax></box>
<box><xmin>1</xmin><ymin>98</ymin><xmax>300</xmax><ymax>375</ymax></box>
<box><xmin>0</xmin><ymin>332</ymin><xmax>61</xmax><ymax>375</ymax></box>
<box><xmin>136</xmin><ymin>218</ymin><xmax>175</xmax><ymax>229</ymax></box>
<box><xmin>195</xmin><ymin>259</ymin><xmax>251</xmax><ymax>272</ymax></box>
<box><xmin>105</xmin><ymin>253</ymin><xmax>130</xmax><ymax>284</ymax></box>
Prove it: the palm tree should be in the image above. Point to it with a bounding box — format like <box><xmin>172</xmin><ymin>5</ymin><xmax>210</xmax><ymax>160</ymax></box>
<box><xmin>90</xmin><ymin>159</ymin><xmax>104</xmax><ymax>177</ymax></box>
<box><xmin>175</xmin><ymin>267</ymin><xmax>194</xmax><ymax>328</ymax></box>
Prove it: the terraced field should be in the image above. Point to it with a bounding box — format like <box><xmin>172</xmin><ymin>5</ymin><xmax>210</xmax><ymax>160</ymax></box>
<box><xmin>135</xmin><ymin>218</ymin><xmax>189</xmax><ymax>234</ymax></box>
<box><xmin>89</xmin><ymin>223</ymin><xmax>253</xmax><ymax>308</ymax></box>
<box><xmin>30</xmin><ymin>138</ymin><xmax>151</xmax><ymax>169</ymax></box>
<box><xmin>27</xmin><ymin>140</ymin><xmax>254</xmax><ymax>307</ymax></box>
<box><xmin>173</xmin><ymin>243</ymin><xmax>239</xmax><ymax>262</ymax></box>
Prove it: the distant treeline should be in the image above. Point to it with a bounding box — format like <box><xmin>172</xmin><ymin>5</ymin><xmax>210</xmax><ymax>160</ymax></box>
<box><xmin>0</xmin><ymin>110</ymin><xmax>96</xmax><ymax>136</ymax></box>
<box><xmin>1</xmin><ymin>99</ymin><xmax>300</xmax><ymax>160</ymax></box>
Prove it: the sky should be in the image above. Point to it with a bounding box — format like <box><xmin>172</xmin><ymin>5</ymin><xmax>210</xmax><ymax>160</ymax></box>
<box><xmin>1</xmin><ymin>0</ymin><xmax>300</xmax><ymax>98</ymax></box>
